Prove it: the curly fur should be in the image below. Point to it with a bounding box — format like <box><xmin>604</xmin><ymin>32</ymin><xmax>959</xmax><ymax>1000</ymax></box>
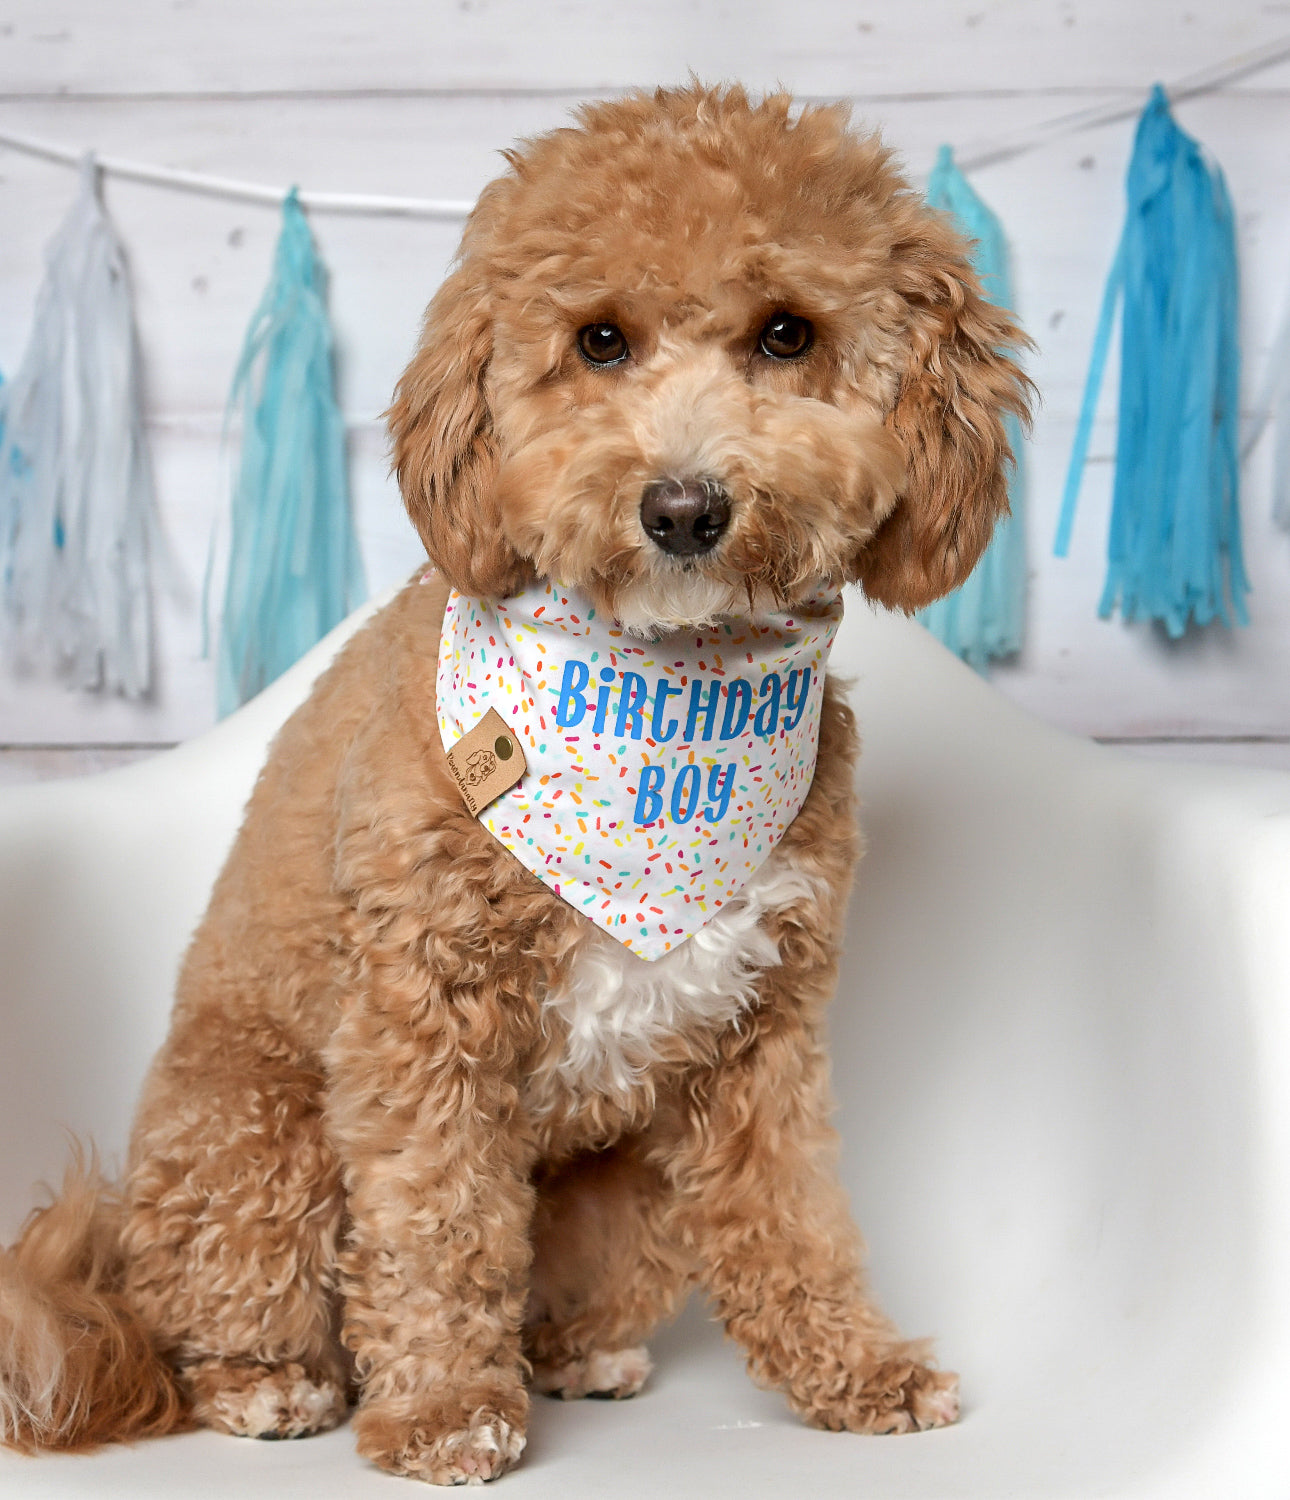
<box><xmin>0</xmin><ymin>1147</ymin><xmax>190</xmax><ymax>1452</ymax></box>
<box><xmin>0</xmin><ymin>83</ymin><xmax>1029</xmax><ymax>1483</ymax></box>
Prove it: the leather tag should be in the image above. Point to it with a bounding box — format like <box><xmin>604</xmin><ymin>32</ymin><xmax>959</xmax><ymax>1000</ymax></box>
<box><xmin>445</xmin><ymin>707</ymin><xmax>527</xmax><ymax>816</ymax></box>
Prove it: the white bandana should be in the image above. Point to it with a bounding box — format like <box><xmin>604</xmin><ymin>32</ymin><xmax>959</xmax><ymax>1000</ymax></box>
<box><xmin>436</xmin><ymin>578</ymin><xmax>842</xmax><ymax>960</ymax></box>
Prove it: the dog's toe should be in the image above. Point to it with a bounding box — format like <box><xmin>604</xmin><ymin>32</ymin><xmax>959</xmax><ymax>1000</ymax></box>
<box><xmin>909</xmin><ymin>1367</ymin><xmax>960</xmax><ymax>1430</ymax></box>
<box><xmin>532</xmin><ymin>1343</ymin><xmax>653</xmax><ymax>1401</ymax></box>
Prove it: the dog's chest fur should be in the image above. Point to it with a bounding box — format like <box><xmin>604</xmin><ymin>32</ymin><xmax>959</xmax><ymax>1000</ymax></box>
<box><xmin>522</xmin><ymin>850</ymin><xmax>821</xmax><ymax>1121</ymax></box>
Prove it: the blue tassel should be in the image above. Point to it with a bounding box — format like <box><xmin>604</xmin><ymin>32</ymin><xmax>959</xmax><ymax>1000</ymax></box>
<box><xmin>1055</xmin><ymin>86</ymin><xmax>1248</xmax><ymax>637</ymax></box>
<box><xmin>0</xmin><ymin>155</ymin><xmax>157</xmax><ymax>697</ymax></box>
<box><xmin>916</xmin><ymin>145</ymin><xmax>1026</xmax><ymax>671</ymax></box>
<box><xmin>212</xmin><ymin>187</ymin><xmax>365</xmax><ymax>716</ymax></box>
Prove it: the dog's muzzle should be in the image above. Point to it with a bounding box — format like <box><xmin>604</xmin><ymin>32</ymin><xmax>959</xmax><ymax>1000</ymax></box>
<box><xmin>640</xmin><ymin>477</ymin><xmax>730</xmax><ymax>557</ymax></box>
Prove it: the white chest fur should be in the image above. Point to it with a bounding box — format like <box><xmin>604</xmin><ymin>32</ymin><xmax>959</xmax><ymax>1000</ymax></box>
<box><xmin>525</xmin><ymin>850</ymin><xmax>823</xmax><ymax>1114</ymax></box>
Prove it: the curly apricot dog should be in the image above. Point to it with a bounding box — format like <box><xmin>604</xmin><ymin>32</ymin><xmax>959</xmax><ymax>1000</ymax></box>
<box><xmin>1</xmin><ymin>84</ymin><xmax>1029</xmax><ymax>1483</ymax></box>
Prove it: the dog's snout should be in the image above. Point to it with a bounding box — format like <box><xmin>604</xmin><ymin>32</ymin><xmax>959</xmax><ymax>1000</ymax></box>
<box><xmin>639</xmin><ymin>478</ymin><xmax>731</xmax><ymax>557</ymax></box>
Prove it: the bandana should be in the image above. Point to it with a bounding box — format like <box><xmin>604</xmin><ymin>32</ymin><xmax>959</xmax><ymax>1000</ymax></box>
<box><xmin>436</xmin><ymin>578</ymin><xmax>842</xmax><ymax>960</ymax></box>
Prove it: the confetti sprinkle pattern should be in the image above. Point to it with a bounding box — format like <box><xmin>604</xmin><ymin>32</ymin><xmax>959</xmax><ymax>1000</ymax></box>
<box><xmin>437</xmin><ymin>579</ymin><xmax>842</xmax><ymax>960</ymax></box>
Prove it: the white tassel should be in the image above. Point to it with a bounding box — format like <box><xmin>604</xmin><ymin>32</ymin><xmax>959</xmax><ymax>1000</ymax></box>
<box><xmin>0</xmin><ymin>154</ymin><xmax>156</xmax><ymax>697</ymax></box>
<box><xmin>1243</xmin><ymin>298</ymin><xmax>1290</xmax><ymax>531</ymax></box>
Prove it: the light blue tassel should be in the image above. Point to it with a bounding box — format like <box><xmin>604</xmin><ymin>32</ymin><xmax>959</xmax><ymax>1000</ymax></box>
<box><xmin>1055</xmin><ymin>86</ymin><xmax>1248</xmax><ymax>636</ymax></box>
<box><xmin>916</xmin><ymin>146</ymin><xmax>1026</xmax><ymax>672</ymax></box>
<box><xmin>212</xmin><ymin>188</ymin><xmax>365</xmax><ymax>716</ymax></box>
<box><xmin>0</xmin><ymin>155</ymin><xmax>156</xmax><ymax>697</ymax></box>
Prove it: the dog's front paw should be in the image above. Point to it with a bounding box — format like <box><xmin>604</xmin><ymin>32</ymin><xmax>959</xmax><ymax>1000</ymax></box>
<box><xmin>182</xmin><ymin>1357</ymin><xmax>347</xmax><ymax>1439</ymax></box>
<box><xmin>797</xmin><ymin>1348</ymin><xmax>960</xmax><ymax>1435</ymax></box>
<box><xmin>354</xmin><ymin>1401</ymin><xmax>527</xmax><ymax>1485</ymax></box>
<box><xmin>532</xmin><ymin>1343</ymin><xmax>653</xmax><ymax>1401</ymax></box>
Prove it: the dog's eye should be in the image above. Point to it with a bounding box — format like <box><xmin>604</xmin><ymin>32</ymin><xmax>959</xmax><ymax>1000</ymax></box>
<box><xmin>758</xmin><ymin>313</ymin><xmax>814</xmax><ymax>360</ymax></box>
<box><xmin>577</xmin><ymin>323</ymin><xmax>630</xmax><ymax>366</ymax></box>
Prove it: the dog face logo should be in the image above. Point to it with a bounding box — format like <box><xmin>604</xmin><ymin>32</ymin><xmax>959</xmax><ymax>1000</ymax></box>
<box><xmin>463</xmin><ymin>747</ymin><xmax>497</xmax><ymax>786</ymax></box>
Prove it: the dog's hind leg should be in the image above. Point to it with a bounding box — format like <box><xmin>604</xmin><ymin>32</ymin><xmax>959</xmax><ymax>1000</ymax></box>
<box><xmin>120</xmin><ymin>1016</ymin><xmax>348</xmax><ymax>1440</ymax></box>
<box><xmin>526</xmin><ymin>1142</ymin><xmax>694</xmax><ymax>1401</ymax></box>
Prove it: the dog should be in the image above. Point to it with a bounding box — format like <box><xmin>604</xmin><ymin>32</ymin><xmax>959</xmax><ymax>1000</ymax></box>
<box><xmin>0</xmin><ymin>83</ymin><xmax>1029</xmax><ymax>1484</ymax></box>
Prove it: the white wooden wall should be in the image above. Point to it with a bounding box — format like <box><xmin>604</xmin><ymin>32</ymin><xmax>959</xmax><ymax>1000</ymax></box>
<box><xmin>2</xmin><ymin>0</ymin><xmax>1290</xmax><ymax>779</ymax></box>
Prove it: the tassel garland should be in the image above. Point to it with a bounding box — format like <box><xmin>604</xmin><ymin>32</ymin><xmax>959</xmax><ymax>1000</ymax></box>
<box><xmin>917</xmin><ymin>145</ymin><xmax>1027</xmax><ymax>670</ymax></box>
<box><xmin>212</xmin><ymin>188</ymin><xmax>365</xmax><ymax>716</ymax></box>
<box><xmin>1055</xmin><ymin>86</ymin><xmax>1249</xmax><ymax>636</ymax></box>
<box><xmin>0</xmin><ymin>75</ymin><xmax>1272</xmax><ymax>723</ymax></box>
<box><xmin>0</xmin><ymin>155</ymin><xmax>157</xmax><ymax>697</ymax></box>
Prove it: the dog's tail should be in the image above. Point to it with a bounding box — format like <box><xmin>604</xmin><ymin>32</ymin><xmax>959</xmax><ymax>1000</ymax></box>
<box><xmin>0</xmin><ymin>1145</ymin><xmax>189</xmax><ymax>1452</ymax></box>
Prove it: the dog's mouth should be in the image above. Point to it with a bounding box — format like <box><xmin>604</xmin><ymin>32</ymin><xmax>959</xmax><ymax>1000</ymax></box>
<box><xmin>504</xmin><ymin>467</ymin><xmax>857</xmax><ymax>637</ymax></box>
<box><xmin>494</xmin><ymin>388</ymin><xmax>903</xmax><ymax>635</ymax></box>
<box><xmin>600</xmin><ymin>517</ymin><xmax>839</xmax><ymax>639</ymax></box>
<box><xmin>604</xmin><ymin>474</ymin><xmax>748</xmax><ymax>634</ymax></box>
<box><xmin>605</xmin><ymin>567</ymin><xmax>754</xmax><ymax>637</ymax></box>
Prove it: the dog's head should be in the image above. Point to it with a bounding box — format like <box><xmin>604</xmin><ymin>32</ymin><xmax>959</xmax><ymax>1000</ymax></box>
<box><xmin>390</xmin><ymin>84</ymin><xmax>1032</xmax><ymax>632</ymax></box>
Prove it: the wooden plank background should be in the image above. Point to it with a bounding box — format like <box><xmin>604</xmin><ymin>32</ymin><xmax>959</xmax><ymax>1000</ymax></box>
<box><xmin>2</xmin><ymin>0</ymin><xmax>1289</xmax><ymax>780</ymax></box>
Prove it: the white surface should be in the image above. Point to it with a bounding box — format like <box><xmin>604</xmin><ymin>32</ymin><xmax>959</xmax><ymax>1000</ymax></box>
<box><xmin>2</xmin><ymin>590</ymin><xmax>1290</xmax><ymax>1497</ymax></box>
<box><xmin>3</xmin><ymin>0</ymin><xmax>1290</xmax><ymax>755</ymax></box>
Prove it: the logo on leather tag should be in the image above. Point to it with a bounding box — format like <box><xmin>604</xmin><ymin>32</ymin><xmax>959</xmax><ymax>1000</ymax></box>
<box><xmin>445</xmin><ymin>707</ymin><xmax>527</xmax><ymax>816</ymax></box>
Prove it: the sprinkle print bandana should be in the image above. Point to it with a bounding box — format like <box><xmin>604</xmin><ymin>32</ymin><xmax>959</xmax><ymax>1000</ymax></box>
<box><xmin>436</xmin><ymin>578</ymin><xmax>842</xmax><ymax>961</ymax></box>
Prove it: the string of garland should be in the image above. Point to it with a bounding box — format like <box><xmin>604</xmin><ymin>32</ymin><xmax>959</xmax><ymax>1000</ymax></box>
<box><xmin>1</xmin><ymin>53</ymin><xmax>1285</xmax><ymax>711</ymax></box>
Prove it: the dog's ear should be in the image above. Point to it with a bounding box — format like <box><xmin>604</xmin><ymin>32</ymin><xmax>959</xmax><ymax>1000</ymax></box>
<box><xmin>388</xmin><ymin>245</ymin><xmax>530</xmax><ymax>599</ymax></box>
<box><xmin>855</xmin><ymin>218</ymin><xmax>1032</xmax><ymax>613</ymax></box>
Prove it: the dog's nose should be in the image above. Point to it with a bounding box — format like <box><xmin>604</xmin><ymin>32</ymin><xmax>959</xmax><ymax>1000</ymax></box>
<box><xmin>639</xmin><ymin>478</ymin><xmax>731</xmax><ymax>556</ymax></box>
